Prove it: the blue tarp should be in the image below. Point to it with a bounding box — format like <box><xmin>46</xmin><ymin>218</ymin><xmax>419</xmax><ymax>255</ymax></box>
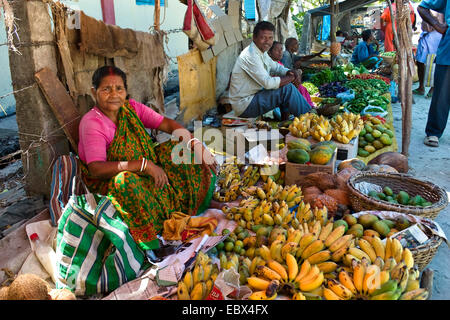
<box><xmin>136</xmin><ymin>0</ymin><xmax>164</xmax><ymax>6</ymax></box>
<box><xmin>318</xmin><ymin>15</ymin><xmax>331</xmax><ymax>41</ymax></box>
<box><xmin>244</xmin><ymin>0</ymin><xmax>256</xmax><ymax>20</ymax></box>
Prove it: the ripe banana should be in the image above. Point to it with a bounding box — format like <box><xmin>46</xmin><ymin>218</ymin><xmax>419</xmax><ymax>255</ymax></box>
<box><xmin>308</xmin><ymin>250</ymin><xmax>332</xmax><ymax>265</ymax></box>
<box><xmin>248</xmin><ymin>290</ymin><xmax>277</xmax><ymax>300</ymax></box>
<box><xmin>331</xmin><ymin>243</ymin><xmax>350</xmax><ymax>262</ymax></box>
<box><xmin>259</xmin><ymin>245</ymin><xmax>271</xmax><ymax>261</ymax></box>
<box><xmin>392</xmin><ymin>238</ymin><xmax>403</xmax><ymax>264</ymax></box>
<box><xmin>270</xmin><ymin>240</ymin><xmax>284</xmax><ymax>263</ymax></box>
<box><xmin>311</xmin><ymin>220</ymin><xmax>322</xmax><ymax>237</ymax></box>
<box><xmin>193</xmin><ymin>264</ymin><xmax>204</xmax><ymax>284</ymax></box>
<box><xmin>318</xmin><ymin>222</ymin><xmax>334</xmax><ymax>241</ymax></box>
<box><xmin>370</xmin><ymin>288</ymin><xmax>402</xmax><ymax>300</ymax></box>
<box><xmin>323</xmin><ymin>287</ymin><xmax>344</xmax><ymax>300</ymax></box>
<box><xmin>402</xmin><ymin>248</ymin><xmax>414</xmax><ymax>270</ymax></box>
<box><xmin>328</xmin><ymin>279</ymin><xmax>354</xmax><ymax>300</ymax></box>
<box><xmin>339</xmin><ymin>270</ymin><xmax>357</xmax><ymax>295</ymax></box>
<box><xmin>177</xmin><ymin>282</ymin><xmax>191</xmax><ymax>300</ymax></box>
<box><xmin>301</xmin><ymin>239</ymin><xmax>325</xmax><ymax>260</ymax></box>
<box><xmin>267</xmin><ymin>260</ymin><xmax>288</xmax><ymax>282</ymax></box>
<box><xmin>368</xmin><ymin>235</ymin><xmax>385</xmax><ymax>261</ymax></box>
<box><xmin>363</xmin><ymin>265</ymin><xmax>381</xmax><ymax>296</ymax></box>
<box><xmin>183</xmin><ymin>271</ymin><xmax>194</xmax><ymax>292</ymax></box>
<box><xmin>385</xmin><ymin>237</ymin><xmax>393</xmax><ymax>262</ymax></box>
<box><xmin>299</xmin><ymin>270</ymin><xmax>324</xmax><ymax>292</ymax></box>
<box><xmin>325</xmin><ymin>225</ymin><xmax>346</xmax><ymax>247</ymax></box>
<box><xmin>317</xmin><ymin>261</ymin><xmax>338</xmax><ymax>273</ymax></box>
<box><xmin>255</xmin><ymin>265</ymin><xmax>282</xmax><ymax>281</ymax></box>
<box><xmin>358</xmin><ymin>238</ymin><xmax>377</xmax><ymax>263</ymax></box>
<box><xmin>247</xmin><ymin>277</ymin><xmax>271</xmax><ymax>291</ymax></box>
<box><xmin>399</xmin><ymin>288</ymin><xmax>428</xmax><ymax>300</ymax></box>
<box><xmin>190</xmin><ymin>282</ymin><xmax>206</xmax><ymax>300</ymax></box>
<box><xmin>329</xmin><ymin>235</ymin><xmax>354</xmax><ymax>252</ymax></box>
<box><xmin>285</xmin><ymin>253</ymin><xmax>299</xmax><ymax>282</ymax></box>
<box><xmin>296</xmin><ymin>233</ymin><xmax>317</xmax><ymax>258</ymax></box>
<box><xmin>373</xmin><ymin>256</ymin><xmax>385</xmax><ymax>270</ymax></box>
<box><xmin>281</xmin><ymin>242</ymin><xmax>298</xmax><ymax>260</ymax></box>
<box><xmin>348</xmin><ymin>247</ymin><xmax>372</xmax><ymax>262</ymax></box>
<box><xmin>292</xmin><ymin>292</ymin><xmax>307</xmax><ymax>300</ymax></box>
<box><xmin>352</xmin><ymin>259</ymin><xmax>366</xmax><ymax>294</ymax></box>
<box><xmin>295</xmin><ymin>260</ymin><xmax>311</xmax><ymax>284</ymax></box>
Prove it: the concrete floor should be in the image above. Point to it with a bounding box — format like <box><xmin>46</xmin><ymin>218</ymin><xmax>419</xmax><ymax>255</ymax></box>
<box><xmin>391</xmin><ymin>86</ymin><xmax>450</xmax><ymax>300</ymax></box>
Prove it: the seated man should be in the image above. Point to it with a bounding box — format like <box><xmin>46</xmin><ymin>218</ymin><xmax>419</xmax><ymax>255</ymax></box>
<box><xmin>229</xmin><ymin>21</ymin><xmax>311</xmax><ymax>120</ymax></box>
<box><xmin>281</xmin><ymin>37</ymin><xmax>301</xmax><ymax>69</ymax></box>
<box><xmin>351</xmin><ymin>29</ymin><xmax>383</xmax><ymax>69</ymax></box>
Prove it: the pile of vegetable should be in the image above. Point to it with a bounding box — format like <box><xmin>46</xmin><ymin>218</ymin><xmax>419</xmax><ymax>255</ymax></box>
<box><xmin>302</xmin><ymin>82</ymin><xmax>319</xmax><ymax>96</ymax></box>
<box><xmin>310</xmin><ymin>67</ymin><xmax>347</xmax><ymax>87</ymax></box>
<box><xmin>344</xmin><ymin>91</ymin><xmax>390</xmax><ymax>114</ymax></box>
<box><xmin>342</xmin><ymin>63</ymin><xmax>369</xmax><ymax>76</ymax></box>
<box><xmin>344</xmin><ymin>78</ymin><xmax>389</xmax><ymax>95</ymax></box>
<box><xmin>348</xmin><ymin>74</ymin><xmax>391</xmax><ymax>85</ymax></box>
<box><xmin>318</xmin><ymin>82</ymin><xmax>348</xmax><ymax>97</ymax></box>
<box><xmin>381</xmin><ymin>51</ymin><xmax>396</xmax><ymax>57</ymax></box>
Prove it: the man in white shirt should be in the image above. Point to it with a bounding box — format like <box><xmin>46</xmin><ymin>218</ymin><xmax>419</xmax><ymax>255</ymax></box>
<box><xmin>228</xmin><ymin>21</ymin><xmax>312</xmax><ymax>120</ymax></box>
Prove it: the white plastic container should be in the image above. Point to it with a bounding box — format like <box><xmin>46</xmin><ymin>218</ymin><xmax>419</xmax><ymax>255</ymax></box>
<box><xmin>29</xmin><ymin>233</ymin><xmax>57</xmax><ymax>284</ymax></box>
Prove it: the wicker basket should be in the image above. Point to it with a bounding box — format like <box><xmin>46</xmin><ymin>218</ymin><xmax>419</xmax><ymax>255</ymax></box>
<box><xmin>347</xmin><ymin>172</ymin><xmax>448</xmax><ymax>220</ymax></box>
<box><xmin>410</xmin><ymin>236</ymin><xmax>443</xmax><ymax>272</ymax></box>
<box><xmin>352</xmin><ymin>210</ymin><xmax>444</xmax><ymax>271</ymax></box>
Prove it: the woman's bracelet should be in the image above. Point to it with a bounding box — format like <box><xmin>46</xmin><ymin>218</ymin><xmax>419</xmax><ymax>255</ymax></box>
<box><xmin>142</xmin><ymin>158</ymin><xmax>148</xmax><ymax>172</ymax></box>
<box><xmin>186</xmin><ymin>138</ymin><xmax>201</xmax><ymax>150</ymax></box>
<box><xmin>140</xmin><ymin>158</ymin><xmax>146</xmax><ymax>172</ymax></box>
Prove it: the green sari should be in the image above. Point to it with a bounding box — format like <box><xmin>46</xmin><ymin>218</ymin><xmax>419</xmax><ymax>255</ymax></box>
<box><xmin>80</xmin><ymin>101</ymin><xmax>215</xmax><ymax>250</ymax></box>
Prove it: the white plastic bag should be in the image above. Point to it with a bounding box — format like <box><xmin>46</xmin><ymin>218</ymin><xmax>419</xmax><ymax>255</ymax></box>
<box><xmin>360</xmin><ymin>105</ymin><xmax>388</xmax><ymax>118</ymax></box>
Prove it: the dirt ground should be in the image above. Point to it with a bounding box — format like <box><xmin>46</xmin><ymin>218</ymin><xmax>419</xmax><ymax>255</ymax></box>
<box><xmin>391</xmin><ymin>85</ymin><xmax>450</xmax><ymax>300</ymax></box>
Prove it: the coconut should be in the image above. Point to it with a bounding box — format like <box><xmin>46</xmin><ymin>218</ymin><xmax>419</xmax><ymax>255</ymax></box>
<box><xmin>0</xmin><ymin>286</ymin><xmax>9</xmax><ymax>300</ymax></box>
<box><xmin>7</xmin><ymin>274</ymin><xmax>51</xmax><ymax>300</ymax></box>
<box><xmin>49</xmin><ymin>288</ymin><xmax>77</xmax><ymax>300</ymax></box>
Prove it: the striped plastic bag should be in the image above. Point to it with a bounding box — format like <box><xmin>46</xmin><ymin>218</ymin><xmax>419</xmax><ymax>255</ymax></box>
<box><xmin>55</xmin><ymin>178</ymin><xmax>148</xmax><ymax>296</ymax></box>
<box><xmin>424</xmin><ymin>53</ymin><xmax>436</xmax><ymax>88</ymax></box>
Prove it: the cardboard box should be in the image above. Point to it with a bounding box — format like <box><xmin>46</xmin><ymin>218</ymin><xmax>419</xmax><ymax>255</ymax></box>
<box><xmin>285</xmin><ymin>149</ymin><xmax>337</xmax><ymax>186</ymax></box>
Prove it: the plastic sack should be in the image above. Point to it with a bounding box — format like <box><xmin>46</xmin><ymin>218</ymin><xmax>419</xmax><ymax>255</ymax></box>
<box><xmin>336</xmin><ymin>89</ymin><xmax>355</xmax><ymax>103</ymax></box>
<box><xmin>360</xmin><ymin>105</ymin><xmax>388</xmax><ymax>118</ymax></box>
<box><xmin>389</xmin><ymin>81</ymin><xmax>398</xmax><ymax>103</ymax></box>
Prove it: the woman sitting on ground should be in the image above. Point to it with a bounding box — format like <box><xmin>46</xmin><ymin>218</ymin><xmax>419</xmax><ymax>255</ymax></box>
<box><xmin>351</xmin><ymin>29</ymin><xmax>383</xmax><ymax>69</ymax></box>
<box><xmin>268</xmin><ymin>41</ymin><xmax>314</xmax><ymax>110</ymax></box>
<box><xmin>77</xmin><ymin>66</ymin><xmax>218</xmax><ymax>256</ymax></box>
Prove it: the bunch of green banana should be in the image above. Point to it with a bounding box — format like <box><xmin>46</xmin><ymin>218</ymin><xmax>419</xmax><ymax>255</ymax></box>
<box><xmin>177</xmin><ymin>252</ymin><xmax>219</xmax><ymax>300</ymax></box>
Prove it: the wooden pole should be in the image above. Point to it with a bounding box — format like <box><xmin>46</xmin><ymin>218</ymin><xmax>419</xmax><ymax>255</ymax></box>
<box><xmin>154</xmin><ymin>0</ymin><xmax>160</xmax><ymax>31</ymax></box>
<box><xmin>387</xmin><ymin>0</ymin><xmax>400</xmax><ymax>51</ymax></box>
<box><xmin>396</xmin><ymin>0</ymin><xmax>413</xmax><ymax>157</ymax></box>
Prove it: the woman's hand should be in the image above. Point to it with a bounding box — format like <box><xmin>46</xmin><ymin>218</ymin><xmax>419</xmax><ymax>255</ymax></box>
<box><xmin>145</xmin><ymin>160</ymin><xmax>169</xmax><ymax>188</ymax></box>
<box><xmin>192</xmin><ymin>142</ymin><xmax>218</xmax><ymax>175</ymax></box>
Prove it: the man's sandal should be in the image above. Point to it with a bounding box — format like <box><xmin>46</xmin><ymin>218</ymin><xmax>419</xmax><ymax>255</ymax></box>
<box><xmin>424</xmin><ymin>136</ymin><xmax>439</xmax><ymax>147</ymax></box>
<box><xmin>413</xmin><ymin>88</ymin><xmax>425</xmax><ymax>95</ymax></box>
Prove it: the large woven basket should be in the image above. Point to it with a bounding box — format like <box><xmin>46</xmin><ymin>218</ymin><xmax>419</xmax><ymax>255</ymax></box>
<box><xmin>347</xmin><ymin>172</ymin><xmax>448</xmax><ymax>220</ymax></box>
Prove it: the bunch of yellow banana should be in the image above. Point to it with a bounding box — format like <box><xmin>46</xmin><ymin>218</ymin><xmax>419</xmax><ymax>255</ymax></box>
<box><xmin>177</xmin><ymin>252</ymin><xmax>219</xmax><ymax>300</ymax></box>
<box><xmin>310</xmin><ymin>115</ymin><xmax>333</xmax><ymax>142</ymax></box>
<box><xmin>288</xmin><ymin>113</ymin><xmax>317</xmax><ymax>138</ymax></box>
<box><xmin>240</xmin><ymin>165</ymin><xmax>260</xmax><ymax>189</ymax></box>
<box><xmin>330</xmin><ymin>112</ymin><xmax>363</xmax><ymax>144</ymax></box>
<box><xmin>213</xmin><ymin>163</ymin><xmax>242</xmax><ymax>202</ymax></box>
<box><xmin>324</xmin><ymin>252</ymin><xmax>428</xmax><ymax>300</ymax></box>
<box><xmin>219</xmin><ymin>251</ymin><xmax>241</xmax><ymax>271</ymax></box>
<box><xmin>276</xmin><ymin>184</ymin><xmax>303</xmax><ymax>208</ymax></box>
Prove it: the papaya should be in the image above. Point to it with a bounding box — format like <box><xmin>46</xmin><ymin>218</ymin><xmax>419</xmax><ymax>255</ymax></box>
<box><xmin>358</xmin><ymin>214</ymin><xmax>379</xmax><ymax>228</ymax></box>
<box><xmin>384</xmin><ymin>129</ymin><xmax>394</xmax><ymax>138</ymax></box>
<box><xmin>375</xmin><ymin>124</ymin><xmax>387</xmax><ymax>133</ymax></box>
<box><xmin>359</xmin><ymin>139</ymin><xmax>368</xmax><ymax>148</ymax></box>
<box><xmin>365</xmin><ymin>133</ymin><xmax>375</xmax><ymax>143</ymax></box>
<box><xmin>372</xmin><ymin>140</ymin><xmax>385</xmax><ymax>150</ymax></box>
<box><xmin>309</xmin><ymin>148</ymin><xmax>333</xmax><ymax>165</ymax></box>
<box><xmin>396</xmin><ymin>191</ymin><xmax>410</xmax><ymax>205</ymax></box>
<box><xmin>287</xmin><ymin>149</ymin><xmax>310</xmax><ymax>164</ymax></box>
<box><xmin>383</xmin><ymin>186</ymin><xmax>393</xmax><ymax>196</ymax></box>
<box><xmin>358</xmin><ymin>148</ymin><xmax>370</xmax><ymax>157</ymax></box>
<box><xmin>343</xmin><ymin>214</ymin><xmax>357</xmax><ymax>227</ymax></box>
<box><xmin>333</xmin><ymin>220</ymin><xmax>349</xmax><ymax>232</ymax></box>
<box><xmin>287</xmin><ymin>139</ymin><xmax>311</xmax><ymax>151</ymax></box>
<box><xmin>364</xmin><ymin>124</ymin><xmax>373</xmax><ymax>133</ymax></box>
<box><xmin>312</xmin><ymin>141</ymin><xmax>337</xmax><ymax>152</ymax></box>
<box><xmin>372</xmin><ymin>220</ymin><xmax>391</xmax><ymax>237</ymax></box>
<box><xmin>364</xmin><ymin>145</ymin><xmax>376</xmax><ymax>153</ymax></box>
<box><xmin>372</xmin><ymin>130</ymin><xmax>382</xmax><ymax>138</ymax></box>
<box><xmin>379</xmin><ymin>134</ymin><xmax>392</xmax><ymax>146</ymax></box>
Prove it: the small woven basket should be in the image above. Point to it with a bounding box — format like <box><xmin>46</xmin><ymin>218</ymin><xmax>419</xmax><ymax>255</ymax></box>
<box><xmin>347</xmin><ymin>172</ymin><xmax>448</xmax><ymax>220</ymax></box>
<box><xmin>410</xmin><ymin>236</ymin><xmax>443</xmax><ymax>272</ymax></box>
